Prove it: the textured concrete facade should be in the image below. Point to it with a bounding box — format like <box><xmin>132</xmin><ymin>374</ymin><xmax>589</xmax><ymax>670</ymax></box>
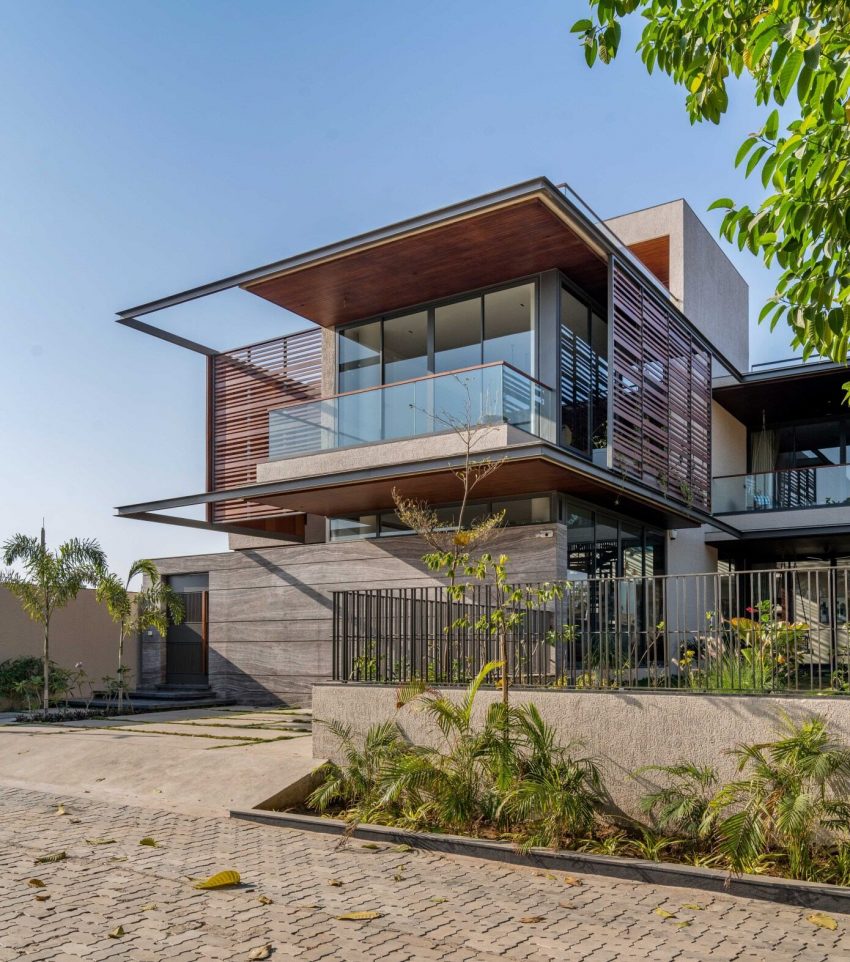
<box><xmin>148</xmin><ymin>525</ymin><xmax>563</xmax><ymax>705</ymax></box>
<box><xmin>313</xmin><ymin>683</ymin><xmax>850</xmax><ymax>820</ymax></box>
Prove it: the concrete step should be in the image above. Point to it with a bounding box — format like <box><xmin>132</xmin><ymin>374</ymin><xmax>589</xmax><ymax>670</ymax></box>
<box><xmin>129</xmin><ymin>688</ymin><xmax>218</xmax><ymax>702</ymax></box>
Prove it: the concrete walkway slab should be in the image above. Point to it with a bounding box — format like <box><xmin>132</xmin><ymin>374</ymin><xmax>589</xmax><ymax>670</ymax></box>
<box><xmin>0</xmin><ymin>707</ymin><xmax>322</xmax><ymax>816</ymax></box>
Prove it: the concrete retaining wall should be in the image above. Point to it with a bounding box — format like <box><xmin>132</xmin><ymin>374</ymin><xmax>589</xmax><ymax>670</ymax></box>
<box><xmin>312</xmin><ymin>683</ymin><xmax>850</xmax><ymax>820</ymax></box>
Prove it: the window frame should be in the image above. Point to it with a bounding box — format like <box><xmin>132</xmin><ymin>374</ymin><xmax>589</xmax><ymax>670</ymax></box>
<box><xmin>335</xmin><ymin>276</ymin><xmax>540</xmax><ymax>391</ymax></box>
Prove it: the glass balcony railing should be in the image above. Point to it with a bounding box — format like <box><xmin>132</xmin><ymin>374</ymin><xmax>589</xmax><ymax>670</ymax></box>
<box><xmin>713</xmin><ymin>464</ymin><xmax>850</xmax><ymax>513</ymax></box>
<box><xmin>268</xmin><ymin>362</ymin><xmax>556</xmax><ymax>461</ymax></box>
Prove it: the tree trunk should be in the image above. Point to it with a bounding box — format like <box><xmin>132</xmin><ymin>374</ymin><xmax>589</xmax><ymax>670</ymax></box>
<box><xmin>43</xmin><ymin>624</ymin><xmax>50</xmax><ymax>714</ymax></box>
<box><xmin>499</xmin><ymin>626</ymin><xmax>508</xmax><ymax>707</ymax></box>
<box><xmin>117</xmin><ymin>627</ymin><xmax>124</xmax><ymax>712</ymax></box>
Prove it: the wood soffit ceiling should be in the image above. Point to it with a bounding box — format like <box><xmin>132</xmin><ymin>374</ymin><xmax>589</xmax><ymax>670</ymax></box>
<box><xmin>249</xmin><ymin>456</ymin><xmax>698</xmax><ymax>530</ymax></box>
<box><xmin>241</xmin><ymin>196</ymin><xmax>608</xmax><ymax>327</ymax></box>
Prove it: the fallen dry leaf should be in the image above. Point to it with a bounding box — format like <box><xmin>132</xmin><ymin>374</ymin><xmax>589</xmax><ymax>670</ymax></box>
<box><xmin>675</xmin><ymin>920</ymin><xmax>691</xmax><ymax>929</ymax></box>
<box><xmin>336</xmin><ymin>911</ymin><xmax>383</xmax><ymax>921</ymax></box>
<box><xmin>393</xmin><ymin>843</ymin><xmax>414</xmax><ymax>852</ymax></box>
<box><xmin>193</xmin><ymin>870</ymin><xmax>241</xmax><ymax>890</ymax></box>
<box><xmin>654</xmin><ymin>907</ymin><xmax>676</xmax><ymax>920</ymax></box>
<box><xmin>807</xmin><ymin>913</ymin><xmax>838</xmax><ymax>931</ymax></box>
<box><xmin>518</xmin><ymin>915</ymin><xmax>545</xmax><ymax>924</ymax></box>
<box><xmin>54</xmin><ymin>804</ymin><xmax>66</xmax><ymax>817</ymax></box>
<box><xmin>34</xmin><ymin>851</ymin><xmax>66</xmax><ymax>865</ymax></box>
<box><xmin>257</xmin><ymin>895</ymin><xmax>274</xmax><ymax>905</ymax></box>
<box><xmin>392</xmin><ymin>873</ymin><xmax>404</xmax><ymax>882</ymax></box>
<box><xmin>681</xmin><ymin>903</ymin><xmax>704</xmax><ymax>911</ymax></box>
<box><xmin>34</xmin><ymin>893</ymin><xmax>50</xmax><ymax>902</ymax></box>
<box><xmin>360</xmin><ymin>843</ymin><xmax>381</xmax><ymax>850</ymax></box>
<box><xmin>559</xmin><ymin>901</ymin><xmax>575</xmax><ymax>909</ymax></box>
<box><xmin>430</xmin><ymin>897</ymin><xmax>447</xmax><ymax>904</ymax></box>
<box><xmin>138</xmin><ymin>837</ymin><xmax>158</xmax><ymax>847</ymax></box>
<box><xmin>85</xmin><ymin>838</ymin><xmax>116</xmax><ymax>846</ymax></box>
<box><xmin>107</xmin><ymin>926</ymin><xmax>125</xmax><ymax>939</ymax></box>
<box><xmin>27</xmin><ymin>879</ymin><xmax>46</xmax><ymax>888</ymax></box>
<box><xmin>142</xmin><ymin>903</ymin><xmax>157</xmax><ymax>911</ymax></box>
<box><xmin>248</xmin><ymin>945</ymin><xmax>272</xmax><ymax>961</ymax></box>
<box><xmin>327</xmin><ymin>879</ymin><xmax>343</xmax><ymax>887</ymax></box>
<box><xmin>562</xmin><ymin>875</ymin><xmax>583</xmax><ymax>887</ymax></box>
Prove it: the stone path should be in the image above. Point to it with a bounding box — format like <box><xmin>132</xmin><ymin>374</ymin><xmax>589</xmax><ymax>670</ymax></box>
<box><xmin>0</xmin><ymin>785</ymin><xmax>848</xmax><ymax>961</ymax></box>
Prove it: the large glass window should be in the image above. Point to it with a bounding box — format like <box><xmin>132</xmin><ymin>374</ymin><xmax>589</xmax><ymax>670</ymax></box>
<box><xmin>483</xmin><ymin>283</ymin><xmax>534</xmax><ymax>372</ymax></box>
<box><xmin>338</xmin><ymin>321</ymin><xmax>381</xmax><ymax>393</ymax></box>
<box><xmin>383</xmin><ymin>311</ymin><xmax>428</xmax><ymax>383</ymax></box>
<box><xmin>560</xmin><ymin>285</ymin><xmax>608</xmax><ymax>456</ymax></box>
<box><xmin>434</xmin><ymin>297</ymin><xmax>482</xmax><ymax>373</ymax></box>
<box><xmin>336</xmin><ymin>280</ymin><xmax>538</xmax><ymax>396</ymax></box>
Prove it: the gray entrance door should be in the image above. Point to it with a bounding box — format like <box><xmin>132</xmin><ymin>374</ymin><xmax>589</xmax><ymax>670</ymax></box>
<box><xmin>165</xmin><ymin>573</ymin><xmax>209</xmax><ymax>686</ymax></box>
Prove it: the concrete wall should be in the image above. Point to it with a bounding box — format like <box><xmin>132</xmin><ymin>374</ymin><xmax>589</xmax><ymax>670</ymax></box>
<box><xmin>605</xmin><ymin>200</ymin><xmax>749</xmax><ymax>375</ymax></box>
<box><xmin>0</xmin><ymin>587</ymin><xmax>130</xmax><ymax>698</ymax></box>
<box><xmin>312</xmin><ymin>683</ymin><xmax>850</xmax><ymax>820</ymax></box>
<box><xmin>148</xmin><ymin>524</ymin><xmax>563</xmax><ymax>705</ymax></box>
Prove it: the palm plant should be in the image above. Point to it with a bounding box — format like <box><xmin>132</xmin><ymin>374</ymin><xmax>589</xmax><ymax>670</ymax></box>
<box><xmin>95</xmin><ymin>559</ymin><xmax>185</xmax><ymax>711</ymax></box>
<box><xmin>385</xmin><ymin>661</ymin><xmax>510</xmax><ymax>831</ymax></box>
<box><xmin>1</xmin><ymin>531</ymin><xmax>105</xmax><ymax>712</ymax></box>
<box><xmin>636</xmin><ymin>762</ymin><xmax>719</xmax><ymax>840</ymax></box>
<box><xmin>307</xmin><ymin>719</ymin><xmax>406</xmax><ymax>821</ymax></box>
<box><xmin>708</xmin><ymin>716</ymin><xmax>850</xmax><ymax>879</ymax></box>
<box><xmin>497</xmin><ymin>704</ymin><xmax>604</xmax><ymax>849</ymax></box>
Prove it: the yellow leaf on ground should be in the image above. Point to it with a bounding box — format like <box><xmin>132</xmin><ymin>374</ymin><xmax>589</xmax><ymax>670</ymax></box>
<box><xmin>430</xmin><ymin>897</ymin><xmax>447</xmax><ymax>903</ymax></box>
<box><xmin>35</xmin><ymin>894</ymin><xmax>50</xmax><ymax>902</ymax></box>
<box><xmin>336</xmin><ymin>911</ymin><xmax>383</xmax><ymax>921</ymax></box>
<box><xmin>193</xmin><ymin>870</ymin><xmax>241</xmax><ymax>890</ymax></box>
<box><xmin>393</xmin><ymin>843</ymin><xmax>414</xmax><ymax>852</ymax></box>
<box><xmin>27</xmin><ymin>879</ymin><xmax>45</xmax><ymax>888</ymax></box>
<box><xmin>34</xmin><ymin>851</ymin><xmax>66</xmax><ymax>865</ymax></box>
<box><xmin>138</xmin><ymin>837</ymin><xmax>158</xmax><ymax>847</ymax></box>
<box><xmin>519</xmin><ymin>915</ymin><xmax>545</xmax><ymax>924</ymax></box>
<box><xmin>257</xmin><ymin>895</ymin><xmax>273</xmax><ymax>905</ymax></box>
<box><xmin>54</xmin><ymin>804</ymin><xmax>66</xmax><ymax>817</ymax></box>
<box><xmin>85</xmin><ymin>838</ymin><xmax>116</xmax><ymax>846</ymax></box>
<box><xmin>327</xmin><ymin>879</ymin><xmax>343</xmax><ymax>887</ymax></box>
<box><xmin>360</xmin><ymin>843</ymin><xmax>381</xmax><ymax>850</ymax></box>
<box><xmin>681</xmin><ymin>903</ymin><xmax>704</xmax><ymax>911</ymax></box>
<box><xmin>563</xmin><ymin>875</ymin><xmax>583</xmax><ymax>887</ymax></box>
<box><xmin>807</xmin><ymin>913</ymin><xmax>838</xmax><ymax>931</ymax></box>
<box><xmin>675</xmin><ymin>920</ymin><xmax>691</xmax><ymax>928</ymax></box>
<box><xmin>142</xmin><ymin>903</ymin><xmax>157</xmax><ymax>911</ymax></box>
<box><xmin>107</xmin><ymin>926</ymin><xmax>125</xmax><ymax>939</ymax></box>
<box><xmin>654</xmin><ymin>907</ymin><xmax>676</xmax><ymax>920</ymax></box>
<box><xmin>248</xmin><ymin>946</ymin><xmax>272</xmax><ymax>961</ymax></box>
<box><xmin>559</xmin><ymin>901</ymin><xmax>575</xmax><ymax>909</ymax></box>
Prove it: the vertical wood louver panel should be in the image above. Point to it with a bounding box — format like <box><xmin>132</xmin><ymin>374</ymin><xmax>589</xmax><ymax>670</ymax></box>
<box><xmin>209</xmin><ymin>328</ymin><xmax>323</xmax><ymax>523</ymax></box>
<box><xmin>611</xmin><ymin>262</ymin><xmax>711</xmax><ymax>512</ymax></box>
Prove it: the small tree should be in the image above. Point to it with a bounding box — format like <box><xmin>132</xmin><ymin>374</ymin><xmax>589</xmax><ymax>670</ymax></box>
<box><xmin>95</xmin><ymin>559</ymin><xmax>185</xmax><ymax>712</ymax></box>
<box><xmin>1</xmin><ymin>530</ymin><xmax>105</xmax><ymax>713</ymax></box>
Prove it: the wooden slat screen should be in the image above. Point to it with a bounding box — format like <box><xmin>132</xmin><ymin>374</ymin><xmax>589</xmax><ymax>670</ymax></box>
<box><xmin>611</xmin><ymin>261</ymin><xmax>711</xmax><ymax>511</ymax></box>
<box><xmin>210</xmin><ymin>328</ymin><xmax>323</xmax><ymax>522</ymax></box>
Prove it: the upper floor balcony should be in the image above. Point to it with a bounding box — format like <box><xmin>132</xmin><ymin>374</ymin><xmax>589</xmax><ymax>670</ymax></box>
<box><xmin>267</xmin><ymin>361</ymin><xmax>556</xmax><ymax>461</ymax></box>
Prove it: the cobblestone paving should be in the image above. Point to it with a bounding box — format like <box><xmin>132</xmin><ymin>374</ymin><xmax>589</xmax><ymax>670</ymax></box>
<box><xmin>0</xmin><ymin>785</ymin><xmax>848</xmax><ymax>962</ymax></box>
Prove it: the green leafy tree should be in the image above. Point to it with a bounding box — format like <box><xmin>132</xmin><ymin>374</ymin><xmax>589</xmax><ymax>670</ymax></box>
<box><xmin>1</xmin><ymin>531</ymin><xmax>105</xmax><ymax>712</ymax></box>
<box><xmin>571</xmin><ymin>2</ymin><xmax>850</xmax><ymax>374</ymax></box>
<box><xmin>95</xmin><ymin>559</ymin><xmax>185</xmax><ymax>712</ymax></box>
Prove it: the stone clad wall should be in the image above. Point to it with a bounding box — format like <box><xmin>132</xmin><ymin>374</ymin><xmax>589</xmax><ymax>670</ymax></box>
<box><xmin>148</xmin><ymin>525</ymin><xmax>563</xmax><ymax>705</ymax></box>
<box><xmin>312</xmin><ymin>683</ymin><xmax>850</xmax><ymax>820</ymax></box>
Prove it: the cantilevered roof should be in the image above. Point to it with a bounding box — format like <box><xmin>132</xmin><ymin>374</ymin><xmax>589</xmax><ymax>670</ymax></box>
<box><xmin>241</xmin><ymin>186</ymin><xmax>608</xmax><ymax>326</ymax></box>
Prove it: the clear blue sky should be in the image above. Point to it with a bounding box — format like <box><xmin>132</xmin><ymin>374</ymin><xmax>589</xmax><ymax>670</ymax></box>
<box><xmin>0</xmin><ymin>0</ymin><xmax>790</xmax><ymax>576</ymax></box>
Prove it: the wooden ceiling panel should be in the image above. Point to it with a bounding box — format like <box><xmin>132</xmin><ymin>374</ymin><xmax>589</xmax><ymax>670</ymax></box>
<box><xmin>243</xmin><ymin>198</ymin><xmax>608</xmax><ymax>326</ymax></box>
<box><xmin>628</xmin><ymin>235</ymin><xmax>670</xmax><ymax>289</ymax></box>
<box><xmin>251</xmin><ymin>456</ymin><xmax>694</xmax><ymax>530</ymax></box>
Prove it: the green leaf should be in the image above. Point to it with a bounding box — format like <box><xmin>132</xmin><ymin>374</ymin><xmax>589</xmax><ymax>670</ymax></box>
<box><xmin>571</xmin><ymin>19</ymin><xmax>593</xmax><ymax>33</ymax></box>
<box><xmin>708</xmin><ymin>197</ymin><xmax>735</xmax><ymax>211</ymax></box>
<box><xmin>778</xmin><ymin>48</ymin><xmax>804</xmax><ymax>101</ymax></box>
<box><xmin>764</xmin><ymin>108</ymin><xmax>780</xmax><ymax>140</ymax></box>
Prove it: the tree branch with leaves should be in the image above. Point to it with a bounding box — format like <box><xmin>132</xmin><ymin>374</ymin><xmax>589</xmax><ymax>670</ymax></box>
<box><xmin>572</xmin><ymin>1</ymin><xmax>850</xmax><ymax>384</ymax></box>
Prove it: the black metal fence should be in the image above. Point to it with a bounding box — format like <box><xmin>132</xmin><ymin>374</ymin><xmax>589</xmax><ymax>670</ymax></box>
<box><xmin>332</xmin><ymin>566</ymin><xmax>850</xmax><ymax>694</ymax></box>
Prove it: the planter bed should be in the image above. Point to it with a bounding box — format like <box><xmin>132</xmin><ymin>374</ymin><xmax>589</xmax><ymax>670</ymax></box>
<box><xmin>230</xmin><ymin>807</ymin><xmax>850</xmax><ymax>915</ymax></box>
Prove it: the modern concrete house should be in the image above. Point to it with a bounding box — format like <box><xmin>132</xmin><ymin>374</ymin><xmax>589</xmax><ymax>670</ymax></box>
<box><xmin>115</xmin><ymin>178</ymin><xmax>850</xmax><ymax>704</ymax></box>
